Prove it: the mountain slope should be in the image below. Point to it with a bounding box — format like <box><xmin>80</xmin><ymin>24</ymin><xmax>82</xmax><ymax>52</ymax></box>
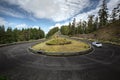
<box><xmin>75</xmin><ymin>20</ymin><xmax>120</xmax><ymax>43</ymax></box>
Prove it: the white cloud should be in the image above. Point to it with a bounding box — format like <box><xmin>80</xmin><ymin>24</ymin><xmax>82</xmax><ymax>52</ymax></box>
<box><xmin>107</xmin><ymin>0</ymin><xmax>120</xmax><ymax>15</ymax></box>
<box><xmin>49</xmin><ymin>23</ymin><xmax>61</xmax><ymax>30</ymax></box>
<box><xmin>107</xmin><ymin>0</ymin><xmax>120</xmax><ymax>11</ymax></box>
<box><xmin>5</xmin><ymin>0</ymin><xmax>90</xmax><ymax>22</ymax></box>
<box><xmin>75</xmin><ymin>7</ymin><xmax>100</xmax><ymax>22</ymax></box>
<box><xmin>15</xmin><ymin>24</ymin><xmax>28</xmax><ymax>29</ymax></box>
<box><xmin>0</xmin><ymin>17</ymin><xmax>7</xmax><ymax>25</ymax></box>
<box><xmin>15</xmin><ymin>23</ymin><xmax>40</xmax><ymax>30</ymax></box>
<box><xmin>49</xmin><ymin>21</ymin><xmax>69</xmax><ymax>30</ymax></box>
<box><xmin>32</xmin><ymin>26</ymin><xmax>39</xmax><ymax>29</ymax></box>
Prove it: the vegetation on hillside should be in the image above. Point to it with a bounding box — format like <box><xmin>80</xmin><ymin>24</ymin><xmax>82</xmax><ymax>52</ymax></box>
<box><xmin>93</xmin><ymin>20</ymin><xmax>120</xmax><ymax>42</ymax></box>
<box><xmin>46</xmin><ymin>27</ymin><xmax>59</xmax><ymax>38</ymax></box>
<box><xmin>0</xmin><ymin>26</ymin><xmax>45</xmax><ymax>44</ymax></box>
<box><xmin>75</xmin><ymin>20</ymin><xmax>120</xmax><ymax>42</ymax></box>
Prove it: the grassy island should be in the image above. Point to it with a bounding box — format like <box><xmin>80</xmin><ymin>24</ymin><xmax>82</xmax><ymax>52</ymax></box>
<box><xmin>32</xmin><ymin>35</ymin><xmax>90</xmax><ymax>53</ymax></box>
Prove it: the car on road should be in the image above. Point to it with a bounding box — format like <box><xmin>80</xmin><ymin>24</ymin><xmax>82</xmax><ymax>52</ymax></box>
<box><xmin>92</xmin><ymin>41</ymin><xmax>102</xmax><ymax>47</ymax></box>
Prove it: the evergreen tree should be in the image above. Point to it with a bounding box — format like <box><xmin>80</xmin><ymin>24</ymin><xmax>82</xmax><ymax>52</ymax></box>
<box><xmin>94</xmin><ymin>17</ymin><xmax>99</xmax><ymax>30</ymax></box>
<box><xmin>77</xmin><ymin>20</ymin><xmax>83</xmax><ymax>34</ymax></box>
<box><xmin>60</xmin><ymin>25</ymin><xmax>70</xmax><ymax>35</ymax></box>
<box><xmin>87</xmin><ymin>15</ymin><xmax>94</xmax><ymax>33</ymax></box>
<box><xmin>13</xmin><ymin>28</ymin><xmax>19</xmax><ymax>42</ymax></box>
<box><xmin>111</xmin><ymin>8</ymin><xmax>117</xmax><ymax>22</ymax></box>
<box><xmin>0</xmin><ymin>25</ymin><xmax>6</xmax><ymax>44</ymax></box>
<box><xmin>6</xmin><ymin>27</ymin><xmax>14</xmax><ymax>43</ymax></box>
<box><xmin>38</xmin><ymin>27</ymin><xmax>45</xmax><ymax>38</ymax></box>
<box><xmin>0</xmin><ymin>25</ymin><xmax>45</xmax><ymax>44</ymax></box>
<box><xmin>68</xmin><ymin>22</ymin><xmax>72</xmax><ymax>35</ymax></box>
<box><xmin>71</xmin><ymin>18</ymin><xmax>76</xmax><ymax>35</ymax></box>
<box><xmin>46</xmin><ymin>27</ymin><xmax>59</xmax><ymax>38</ymax></box>
<box><xmin>82</xmin><ymin>21</ymin><xmax>87</xmax><ymax>34</ymax></box>
<box><xmin>98</xmin><ymin>0</ymin><xmax>108</xmax><ymax>27</ymax></box>
<box><xmin>116</xmin><ymin>4</ymin><xmax>120</xmax><ymax>20</ymax></box>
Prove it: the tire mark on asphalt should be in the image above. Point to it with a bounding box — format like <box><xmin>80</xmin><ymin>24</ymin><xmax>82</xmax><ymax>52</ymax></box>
<box><xmin>83</xmin><ymin>55</ymin><xmax>111</xmax><ymax>65</ymax></box>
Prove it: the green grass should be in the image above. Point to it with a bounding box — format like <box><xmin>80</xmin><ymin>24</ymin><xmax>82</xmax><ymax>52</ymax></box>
<box><xmin>46</xmin><ymin>37</ymin><xmax>71</xmax><ymax>45</ymax></box>
<box><xmin>32</xmin><ymin>37</ymin><xmax>90</xmax><ymax>53</ymax></box>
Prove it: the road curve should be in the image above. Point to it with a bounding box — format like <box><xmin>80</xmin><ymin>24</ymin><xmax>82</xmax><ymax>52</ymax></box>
<box><xmin>0</xmin><ymin>40</ymin><xmax>120</xmax><ymax>80</ymax></box>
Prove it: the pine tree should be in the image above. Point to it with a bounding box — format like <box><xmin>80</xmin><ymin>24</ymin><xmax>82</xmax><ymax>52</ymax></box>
<box><xmin>71</xmin><ymin>18</ymin><xmax>76</xmax><ymax>35</ymax></box>
<box><xmin>98</xmin><ymin>0</ymin><xmax>108</xmax><ymax>27</ymax></box>
<box><xmin>13</xmin><ymin>28</ymin><xmax>19</xmax><ymax>42</ymax></box>
<box><xmin>46</xmin><ymin>27</ymin><xmax>59</xmax><ymax>38</ymax></box>
<box><xmin>82</xmin><ymin>21</ymin><xmax>87</xmax><ymax>34</ymax></box>
<box><xmin>87</xmin><ymin>15</ymin><xmax>94</xmax><ymax>33</ymax></box>
<box><xmin>60</xmin><ymin>25</ymin><xmax>70</xmax><ymax>35</ymax></box>
<box><xmin>6</xmin><ymin>27</ymin><xmax>13</xmax><ymax>43</ymax></box>
<box><xmin>68</xmin><ymin>22</ymin><xmax>72</xmax><ymax>35</ymax></box>
<box><xmin>94</xmin><ymin>17</ymin><xmax>99</xmax><ymax>30</ymax></box>
<box><xmin>111</xmin><ymin>8</ymin><xmax>117</xmax><ymax>22</ymax></box>
<box><xmin>0</xmin><ymin>25</ymin><xmax>6</xmax><ymax>44</ymax></box>
<box><xmin>77</xmin><ymin>20</ymin><xmax>83</xmax><ymax>34</ymax></box>
<box><xmin>116</xmin><ymin>3</ymin><xmax>120</xmax><ymax>20</ymax></box>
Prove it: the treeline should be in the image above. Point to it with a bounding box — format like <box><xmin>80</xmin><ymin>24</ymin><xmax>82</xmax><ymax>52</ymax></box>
<box><xmin>47</xmin><ymin>0</ymin><xmax>120</xmax><ymax>37</ymax></box>
<box><xmin>0</xmin><ymin>26</ymin><xmax>45</xmax><ymax>44</ymax></box>
<box><xmin>46</xmin><ymin>27</ymin><xmax>59</xmax><ymax>38</ymax></box>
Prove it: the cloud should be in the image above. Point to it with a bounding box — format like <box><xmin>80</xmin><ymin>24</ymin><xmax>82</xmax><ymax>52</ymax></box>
<box><xmin>32</xmin><ymin>26</ymin><xmax>39</xmax><ymax>29</ymax></box>
<box><xmin>75</xmin><ymin>7</ymin><xmax>100</xmax><ymax>22</ymax></box>
<box><xmin>0</xmin><ymin>17</ymin><xmax>7</xmax><ymax>25</ymax></box>
<box><xmin>107</xmin><ymin>0</ymin><xmax>120</xmax><ymax>11</ymax></box>
<box><xmin>5</xmin><ymin>0</ymin><xmax>90</xmax><ymax>22</ymax></box>
<box><xmin>15</xmin><ymin>24</ymin><xmax>28</xmax><ymax>29</ymax></box>
<box><xmin>0</xmin><ymin>6</ymin><xmax>24</xmax><ymax>18</ymax></box>
<box><xmin>49</xmin><ymin>21</ymin><xmax>69</xmax><ymax>30</ymax></box>
<box><xmin>107</xmin><ymin>0</ymin><xmax>120</xmax><ymax>15</ymax></box>
<box><xmin>49</xmin><ymin>23</ymin><xmax>61</xmax><ymax>30</ymax></box>
<box><xmin>15</xmin><ymin>23</ymin><xmax>40</xmax><ymax>30</ymax></box>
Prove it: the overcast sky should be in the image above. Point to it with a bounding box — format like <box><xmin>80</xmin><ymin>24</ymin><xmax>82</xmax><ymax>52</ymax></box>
<box><xmin>0</xmin><ymin>0</ymin><xmax>119</xmax><ymax>33</ymax></box>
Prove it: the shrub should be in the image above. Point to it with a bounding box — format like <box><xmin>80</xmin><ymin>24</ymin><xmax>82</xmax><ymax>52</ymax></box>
<box><xmin>46</xmin><ymin>38</ymin><xmax>71</xmax><ymax>45</ymax></box>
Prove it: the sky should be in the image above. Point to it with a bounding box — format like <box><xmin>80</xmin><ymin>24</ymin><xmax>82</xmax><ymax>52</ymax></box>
<box><xmin>0</xmin><ymin>0</ymin><xmax>119</xmax><ymax>33</ymax></box>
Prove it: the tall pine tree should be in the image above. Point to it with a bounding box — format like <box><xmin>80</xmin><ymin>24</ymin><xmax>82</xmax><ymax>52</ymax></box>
<box><xmin>0</xmin><ymin>25</ymin><xmax>6</xmax><ymax>44</ymax></box>
<box><xmin>98</xmin><ymin>0</ymin><xmax>108</xmax><ymax>27</ymax></box>
<box><xmin>71</xmin><ymin>18</ymin><xmax>76</xmax><ymax>35</ymax></box>
<box><xmin>87</xmin><ymin>15</ymin><xmax>94</xmax><ymax>33</ymax></box>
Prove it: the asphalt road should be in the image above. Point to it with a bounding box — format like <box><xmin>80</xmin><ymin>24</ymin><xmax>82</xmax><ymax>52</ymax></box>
<box><xmin>0</xmin><ymin>40</ymin><xmax>120</xmax><ymax>80</ymax></box>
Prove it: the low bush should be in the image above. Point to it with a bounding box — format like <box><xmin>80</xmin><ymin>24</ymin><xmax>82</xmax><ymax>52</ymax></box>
<box><xmin>46</xmin><ymin>38</ymin><xmax>71</xmax><ymax>45</ymax></box>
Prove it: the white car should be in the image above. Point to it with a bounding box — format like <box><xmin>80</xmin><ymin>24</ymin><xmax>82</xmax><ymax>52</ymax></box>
<box><xmin>92</xmin><ymin>41</ymin><xmax>102</xmax><ymax>47</ymax></box>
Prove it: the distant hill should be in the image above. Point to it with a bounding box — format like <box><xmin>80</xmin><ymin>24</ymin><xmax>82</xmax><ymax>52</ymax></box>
<box><xmin>74</xmin><ymin>20</ymin><xmax>120</xmax><ymax>43</ymax></box>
